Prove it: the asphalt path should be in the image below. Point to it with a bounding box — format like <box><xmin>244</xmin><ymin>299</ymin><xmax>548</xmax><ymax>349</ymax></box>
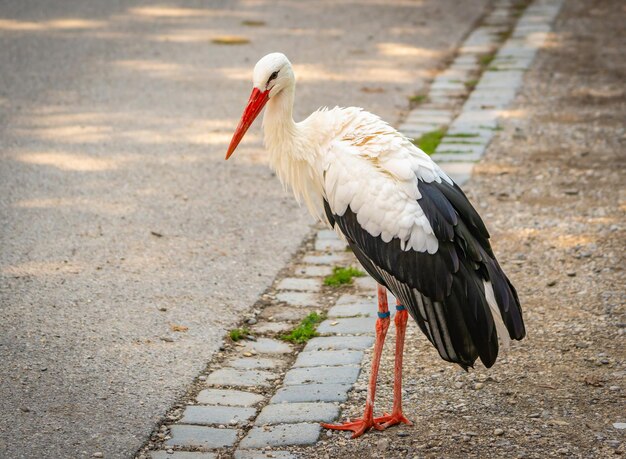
<box><xmin>0</xmin><ymin>0</ymin><xmax>487</xmax><ymax>457</ymax></box>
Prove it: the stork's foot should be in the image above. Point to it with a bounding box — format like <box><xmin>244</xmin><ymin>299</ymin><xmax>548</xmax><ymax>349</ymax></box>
<box><xmin>321</xmin><ymin>417</ymin><xmax>384</xmax><ymax>439</ymax></box>
<box><xmin>374</xmin><ymin>411</ymin><xmax>413</xmax><ymax>429</ymax></box>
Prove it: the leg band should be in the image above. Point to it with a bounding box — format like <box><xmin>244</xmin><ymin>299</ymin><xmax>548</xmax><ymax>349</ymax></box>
<box><xmin>395</xmin><ymin>304</ymin><xmax>406</xmax><ymax>311</ymax></box>
<box><xmin>377</xmin><ymin>311</ymin><xmax>391</xmax><ymax>319</ymax></box>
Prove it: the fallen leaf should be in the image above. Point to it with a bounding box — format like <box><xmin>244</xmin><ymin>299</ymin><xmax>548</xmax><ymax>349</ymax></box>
<box><xmin>241</xmin><ymin>20</ymin><xmax>266</xmax><ymax>27</ymax></box>
<box><xmin>171</xmin><ymin>324</ymin><xmax>189</xmax><ymax>332</ymax></box>
<box><xmin>360</xmin><ymin>86</ymin><xmax>385</xmax><ymax>93</ymax></box>
<box><xmin>212</xmin><ymin>36</ymin><xmax>250</xmax><ymax>45</ymax></box>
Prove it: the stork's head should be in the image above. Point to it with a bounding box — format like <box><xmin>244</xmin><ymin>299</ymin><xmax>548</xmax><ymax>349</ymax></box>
<box><xmin>226</xmin><ymin>53</ymin><xmax>293</xmax><ymax>159</ymax></box>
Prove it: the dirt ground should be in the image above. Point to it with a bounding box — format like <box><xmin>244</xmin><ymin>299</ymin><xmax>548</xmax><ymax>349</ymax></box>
<box><xmin>296</xmin><ymin>1</ymin><xmax>625</xmax><ymax>458</ymax></box>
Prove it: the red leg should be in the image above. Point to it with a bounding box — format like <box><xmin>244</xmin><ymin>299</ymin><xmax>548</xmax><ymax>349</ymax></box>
<box><xmin>321</xmin><ymin>284</ymin><xmax>390</xmax><ymax>438</ymax></box>
<box><xmin>374</xmin><ymin>299</ymin><xmax>413</xmax><ymax>428</ymax></box>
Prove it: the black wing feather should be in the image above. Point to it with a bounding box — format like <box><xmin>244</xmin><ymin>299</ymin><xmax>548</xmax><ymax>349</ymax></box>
<box><xmin>324</xmin><ymin>177</ymin><xmax>525</xmax><ymax>369</ymax></box>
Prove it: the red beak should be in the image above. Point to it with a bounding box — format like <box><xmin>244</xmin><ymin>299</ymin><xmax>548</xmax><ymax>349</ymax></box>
<box><xmin>225</xmin><ymin>87</ymin><xmax>270</xmax><ymax>160</ymax></box>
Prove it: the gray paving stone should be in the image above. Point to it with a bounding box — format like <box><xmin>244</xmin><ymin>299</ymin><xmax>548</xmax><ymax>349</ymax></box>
<box><xmin>252</xmin><ymin>321</ymin><xmax>293</xmax><ymax>334</ymax></box>
<box><xmin>449</xmin><ymin>62</ymin><xmax>479</xmax><ymax>72</ymax></box>
<box><xmin>276</xmin><ymin>291</ymin><xmax>318</xmax><ymax>307</ymax></box>
<box><xmin>475</xmin><ymin>80</ymin><xmax>521</xmax><ymax>93</ymax></box>
<box><xmin>453</xmin><ymin>54</ymin><xmax>478</xmax><ymax>65</ymax></box>
<box><xmin>514</xmin><ymin>23</ymin><xmax>551</xmax><ymax>35</ymax></box>
<box><xmin>464</xmin><ymin>28</ymin><xmax>498</xmax><ymax>46</ymax></box>
<box><xmin>430</xmin><ymin>81</ymin><xmax>466</xmax><ymax>91</ymax></box>
<box><xmin>478</xmin><ymin>70</ymin><xmax>524</xmax><ymax>89</ymax></box>
<box><xmin>335</xmin><ymin>294</ymin><xmax>367</xmax><ymax>306</ymax></box>
<box><xmin>450</xmin><ymin>119</ymin><xmax>498</xmax><ymax>133</ymax></box>
<box><xmin>439</xmin><ymin>137</ymin><xmax>483</xmax><ymax>146</ymax></box>
<box><xmin>428</xmin><ymin>93</ymin><xmax>461</xmax><ymax>104</ymax></box>
<box><xmin>180</xmin><ymin>405</ymin><xmax>256</xmax><ymax>425</ymax></box>
<box><xmin>196</xmin><ymin>388</ymin><xmax>264</xmax><ymax>407</ymax></box>
<box><xmin>260</xmin><ymin>305</ymin><xmax>309</xmax><ymax>322</ymax></box>
<box><xmin>400</xmin><ymin>121</ymin><xmax>442</xmax><ymax>131</ymax></box>
<box><xmin>283</xmin><ymin>365</ymin><xmax>360</xmax><ymax>385</ymax></box>
<box><xmin>234</xmin><ymin>450</ymin><xmax>296</xmax><ymax>459</ymax></box>
<box><xmin>293</xmin><ymin>350</ymin><xmax>364</xmax><ymax>367</ymax></box>
<box><xmin>406</xmin><ymin>112</ymin><xmax>452</xmax><ymax>125</ymax></box>
<box><xmin>441</xmin><ymin>136</ymin><xmax>490</xmax><ymax>147</ymax></box>
<box><xmin>431</xmin><ymin>151</ymin><xmax>484</xmax><ymax>163</ymax></box>
<box><xmin>408</xmin><ymin>108</ymin><xmax>454</xmax><ymax>118</ymax></box>
<box><xmin>255</xmin><ymin>402</ymin><xmax>339</xmax><ymax>425</ymax></box>
<box><xmin>302</xmin><ymin>254</ymin><xmax>348</xmax><ymax>265</ymax></box>
<box><xmin>429</xmin><ymin>88</ymin><xmax>466</xmax><ymax>98</ymax></box>
<box><xmin>317</xmin><ymin>317</ymin><xmax>376</xmax><ymax>335</ymax></box>
<box><xmin>439</xmin><ymin>161</ymin><xmax>475</xmax><ymax>186</ymax></box>
<box><xmin>446</xmin><ymin>125</ymin><xmax>494</xmax><ymax>142</ymax></box>
<box><xmin>295</xmin><ymin>264</ymin><xmax>333</xmax><ymax>277</ymax></box>
<box><xmin>353</xmin><ymin>276</ymin><xmax>378</xmax><ymax>291</ymax></box>
<box><xmin>304</xmin><ymin>336</ymin><xmax>374</xmax><ymax>351</ymax></box>
<box><xmin>332</xmin><ymin>290</ymin><xmax>399</xmax><ymax>311</ymax></box>
<box><xmin>464</xmin><ymin>98</ymin><xmax>512</xmax><ymax>111</ymax></box>
<box><xmin>399</xmin><ymin>124</ymin><xmax>440</xmax><ymax>138</ymax></box>
<box><xmin>327</xmin><ymin>301</ymin><xmax>373</xmax><ymax>318</ymax></box>
<box><xmin>432</xmin><ymin>75</ymin><xmax>465</xmax><ymax>85</ymax></box>
<box><xmin>165</xmin><ymin>425</ymin><xmax>237</xmax><ymax>449</ymax></box>
<box><xmin>276</xmin><ymin>278</ymin><xmax>321</xmax><ymax>292</ymax></box>
<box><xmin>498</xmin><ymin>45</ymin><xmax>537</xmax><ymax>58</ymax></box>
<box><xmin>439</xmin><ymin>68</ymin><xmax>472</xmax><ymax>79</ymax></box>
<box><xmin>227</xmin><ymin>357</ymin><xmax>283</xmax><ymax>370</ymax></box>
<box><xmin>270</xmin><ymin>383</ymin><xmax>352</xmax><ymax>403</ymax></box>
<box><xmin>464</xmin><ymin>93</ymin><xmax>509</xmax><ymax>105</ymax></box>
<box><xmin>436</xmin><ymin>143</ymin><xmax>486</xmax><ymax>155</ymax></box>
<box><xmin>239</xmin><ymin>423</ymin><xmax>322</xmax><ymax>448</ymax></box>
<box><xmin>243</xmin><ymin>338</ymin><xmax>292</xmax><ymax>354</ymax></box>
<box><xmin>454</xmin><ymin>110</ymin><xmax>500</xmax><ymax>126</ymax></box>
<box><xmin>314</xmin><ymin>238</ymin><xmax>347</xmax><ymax>251</ymax></box>
<box><xmin>150</xmin><ymin>452</ymin><xmax>217</xmax><ymax>459</ymax></box>
<box><xmin>206</xmin><ymin>368</ymin><xmax>276</xmax><ymax>388</ymax></box>
<box><xmin>424</xmin><ymin>97</ymin><xmax>457</xmax><ymax>108</ymax></box>
<box><xmin>317</xmin><ymin>229</ymin><xmax>340</xmax><ymax>240</ymax></box>
<box><xmin>490</xmin><ymin>57</ymin><xmax>533</xmax><ymax>70</ymax></box>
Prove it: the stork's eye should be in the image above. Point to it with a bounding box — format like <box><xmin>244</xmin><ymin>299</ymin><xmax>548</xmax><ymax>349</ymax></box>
<box><xmin>266</xmin><ymin>71</ymin><xmax>279</xmax><ymax>86</ymax></box>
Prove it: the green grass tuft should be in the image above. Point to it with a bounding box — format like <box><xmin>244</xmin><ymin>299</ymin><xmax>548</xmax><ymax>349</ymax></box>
<box><xmin>229</xmin><ymin>328</ymin><xmax>250</xmax><ymax>342</ymax></box>
<box><xmin>478</xmin><ymin>53</ymin><xmax>495</xmax><ymax>68</ymax></box>
<box><xmin>413</xmin><ymin>129</ymin><xmax>446</xmax><ymax>155</ymax></box>
<box><xmin>465</xmin><ymin>79</ymin><xmax>479</xmax><ymax>90</ymax></box>
<box><xmin>281</xmin><ymin>312</ymin><xmax>325</xmax><ymax>344</ymax></box>
<box><xmin>323</xmin><ymin>266</ymin><xmax>365</xmax><ymax>286</ymax></box>
<box><xmin>447</xmin><ymin>133</ymin><xmax>480</xmax><ymax>138</ymax></box>
<box><xmin>408</xmin><ymin>94</ymin><xmax>427</xmax><ymax>105</ymax></box>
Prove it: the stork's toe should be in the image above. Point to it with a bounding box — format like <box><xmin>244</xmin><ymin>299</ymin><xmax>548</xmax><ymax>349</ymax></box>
<box><xmin>374</xmin><ymin>412</ymin><xmax>413</xmax><ymax>429</ymax></box>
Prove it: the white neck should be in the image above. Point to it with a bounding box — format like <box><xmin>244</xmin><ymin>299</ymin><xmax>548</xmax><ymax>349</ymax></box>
<box><xmin>263</xmin><ymin>85</ymin><xmax>298</xmax><ymax>157</ymax></box>
<box><xmin>262</xmin><ymin>85</ymin><xmax>324</xmax><ymax>220</ymax></box>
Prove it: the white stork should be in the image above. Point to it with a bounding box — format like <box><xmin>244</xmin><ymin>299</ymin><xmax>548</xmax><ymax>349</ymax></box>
<box><xmin>226</xmin><ymin>53</ymin><xmax>525</xmax><ymax>438</ymax></box>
